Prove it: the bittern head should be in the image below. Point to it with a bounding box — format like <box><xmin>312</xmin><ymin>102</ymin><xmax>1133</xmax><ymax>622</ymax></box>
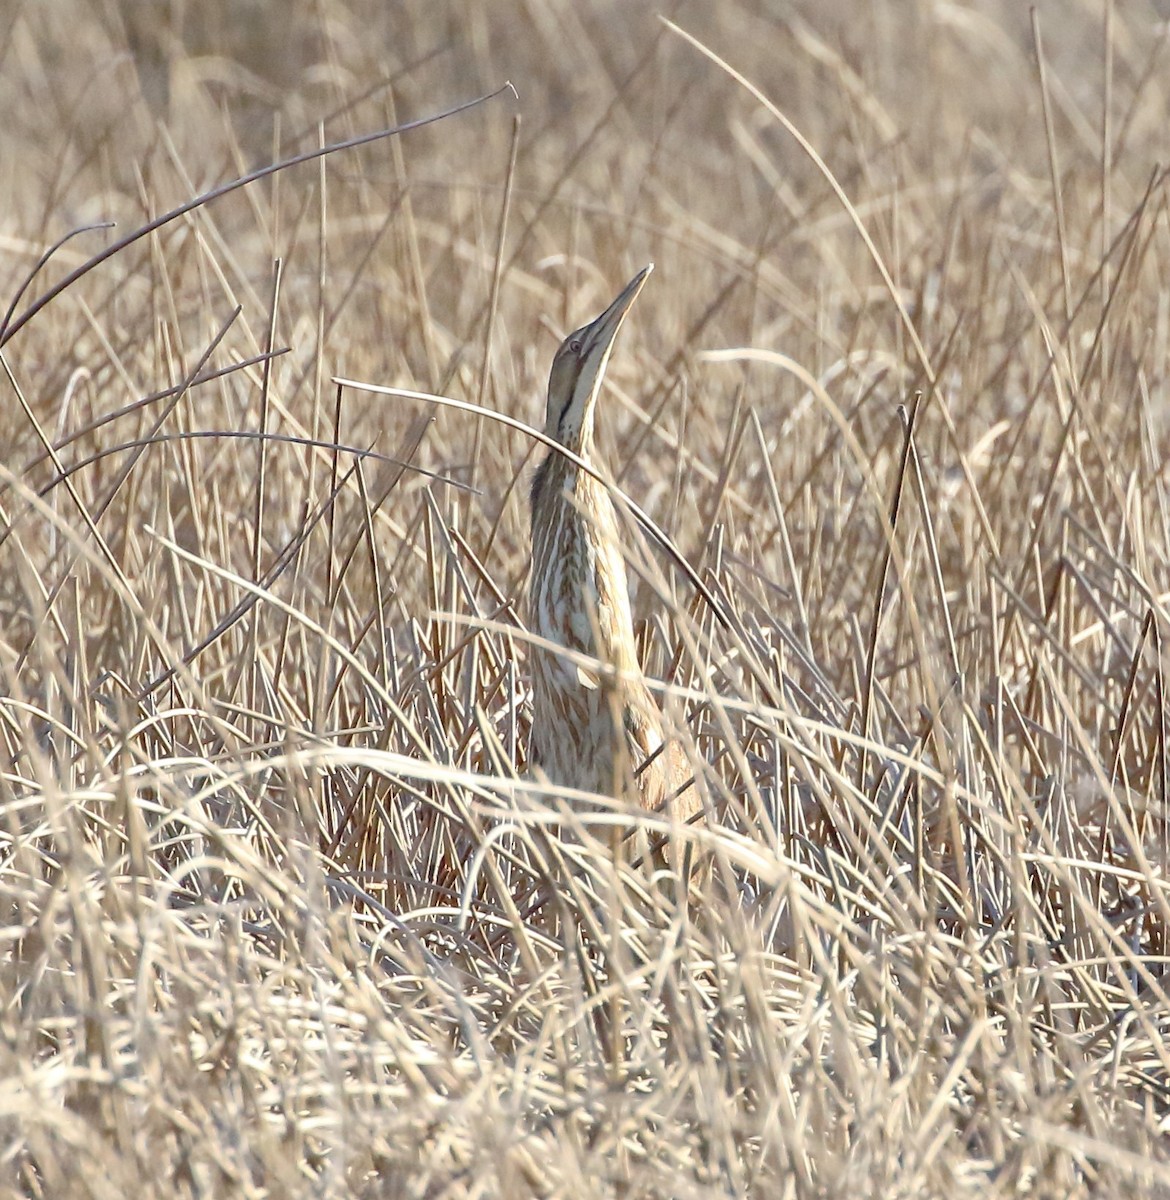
<box><xmin>542</xmin><ymin>264</ymin><xmax>652</xmax><ymax>454</ymax></box>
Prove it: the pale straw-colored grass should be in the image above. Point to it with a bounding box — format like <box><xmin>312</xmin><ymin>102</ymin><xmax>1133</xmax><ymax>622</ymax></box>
<box><xmin>1</xmin><ymin>2</ymin><xmax>1169</xmax><ymax>1195</ymax></box>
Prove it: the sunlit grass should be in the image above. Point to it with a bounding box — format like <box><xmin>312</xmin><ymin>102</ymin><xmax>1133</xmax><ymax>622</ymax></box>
<box><xmin>1</xmin><ymin>2</ymin><xmax>1169</xmax><ymax>1196</ymax></box>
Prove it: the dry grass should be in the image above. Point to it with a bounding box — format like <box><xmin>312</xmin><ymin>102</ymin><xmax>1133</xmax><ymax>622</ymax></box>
<box><xmin>2</xmin><ymin>0</ymin><xmax>1170</xmax><ymax>1195</ymax></box>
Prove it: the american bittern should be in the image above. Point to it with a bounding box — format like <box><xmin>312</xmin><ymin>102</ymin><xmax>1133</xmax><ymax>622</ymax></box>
<box><xmin>528</xmin><ymin>265</ymin><xmax>700</xmax><ymax>841</ymax></box>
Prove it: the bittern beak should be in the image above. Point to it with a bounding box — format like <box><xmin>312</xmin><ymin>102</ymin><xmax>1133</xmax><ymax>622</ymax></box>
<box><xmin>579</xmin><ymin>263</ymin><xmax>653</xmax><ymax>366</ymax></box>
<box><xmin>546</xmin><ymin>263</ymin><xmax>653</xmax><ymax>449</ymax></box>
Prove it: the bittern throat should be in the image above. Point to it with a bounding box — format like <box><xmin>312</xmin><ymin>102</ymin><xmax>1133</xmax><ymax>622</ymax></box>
<box><xmin>528</xmin><ymin>265</ymin><xmax>699</xmax><ymax>833</ymax></box>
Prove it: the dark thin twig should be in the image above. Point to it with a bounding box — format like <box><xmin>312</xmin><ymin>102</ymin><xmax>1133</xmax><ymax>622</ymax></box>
<box><xmin>0</xmin><ymin>83</ymin><xmax>516</xmax><ymax>349</ymax></box>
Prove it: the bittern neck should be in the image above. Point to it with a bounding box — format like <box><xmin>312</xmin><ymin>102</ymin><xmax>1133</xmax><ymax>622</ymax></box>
<box><xmin>552</xmin><ymin>401</ymin><xmax>596</xmax><ymax>461</ymax></box>
<box><xmin>528</xmin><ymin>448</ymin><xmax>642</xmax><ymax>678</ymax></box>
<box><xmin>530</xmin><ymin>420</ymin><xmax>597</xmax><ymax>516</ymax></box>
<box><xmin>529</xmin><ymin>445</ymin><xmax>567</xmax><ymax>523</ymax></box>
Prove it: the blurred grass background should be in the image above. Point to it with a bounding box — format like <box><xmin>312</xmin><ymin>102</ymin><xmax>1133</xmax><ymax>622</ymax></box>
<box><xmin>2</xmin><ymin>1</ymin><xmax>1170</xmax><ymax>1196</ymax></box>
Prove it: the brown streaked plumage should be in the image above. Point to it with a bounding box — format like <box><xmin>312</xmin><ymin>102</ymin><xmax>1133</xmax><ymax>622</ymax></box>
<box><xmin>527</xmin><ymin>265</ymin><xmax>700</xmax><ymax>844</ymax></box>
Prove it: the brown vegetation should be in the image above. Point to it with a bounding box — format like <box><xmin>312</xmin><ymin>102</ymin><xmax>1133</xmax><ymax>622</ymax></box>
<box><xmin>1</xmin><ymin>1</ymin><xmax>1169</xmax><ymax>1195</ymax></box>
